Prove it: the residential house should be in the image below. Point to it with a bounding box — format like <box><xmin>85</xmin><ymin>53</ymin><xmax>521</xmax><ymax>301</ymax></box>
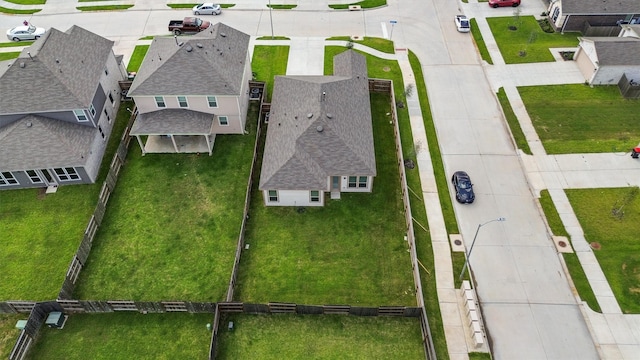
<box><xmin>259</xmin><ymin>50</ymin><xmax>376</xmax><ymax>207</ymax></box>
<box><xmin>0</xmin><ymin>26</ymin><xmax>127</xmax><ymax>191</ymax></box>
<box><xmin>548</xmin><ymin>0</ymin><xmax>640</xmax><ymax>34</ymax></box>
<box><xmin>127</xmin><ymin>23</ymin><xmax>252</xmax><ymax>155</ymax></box>
<box><xmin>574</xmin><ymin>24</ymin><xmax>640</xmax><ymax>84</ymax></box>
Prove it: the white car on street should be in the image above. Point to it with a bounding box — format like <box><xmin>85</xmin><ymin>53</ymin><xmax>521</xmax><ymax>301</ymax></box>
<box><xmin>192</xmin><ymin>3</ymin><xmax>222</xmax><ymax>15</ymax></box>
<box><xmin>454</xmin><ymin>15</ymin><xmax>470</xmax><ymax>33</ymax></box>
<box><xmin>6</xmin><ymin>24</ymin><xmax>46</xmax><ymax>41</ymax></box>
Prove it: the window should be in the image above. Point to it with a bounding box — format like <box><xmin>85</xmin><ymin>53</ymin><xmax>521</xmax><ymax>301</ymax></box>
<box><xmin>26</xmin><ymin>170</ymin><xmax>42</xmax><ymax>184</ymax></box>
<box><xmin>177</xmin><ymin>96</ymin><xmax>188</xmax><ymax>108</ymax></box>
<box><xmin>54</xmin><ymin>167</ymin><xmax>80</xmax><ymax>181</ymax></box>
<box><xmin>155</xmin><ymin>96</ymin><xmax>166</xmax><ymax>108</ymax></box>
<box><xmin>0</xmin><ymin>172</ymin><xmax>18</xmax><ymax>186</ymax></box>
<box><xmin>99</xmin><ymin>125</ymin><xmax>105</xmax><ymax>140</ymax></box>
<box><xmin>108</xmin><ymin>92</ymin><xmax>114</xmax><ymax>105</ymax></box>
<box><xmin>104</xmin><ymin>109</ymin><xmax>111</xmax><ymax>123</ymax></box>
<box><xmin>310</xmin><ymin>190</ymin><xmax>320</xmax><ymax>202</ymax></box>
<box><xmin>207</xmin><ymin>96</ymin><xmax>218</xmax><ymax>107</ymax></box>
<box><xmin>218</xmin><ymin>116</ymin><xmax>229</xmax><ymax>126</ymax></box>
<box><xmin>348</xmin><ymin>176</ymin><xmax>368</xmax><ymax>188</ymax></box>
<box><xmin>358</xmin><ymin>176</ymin><xmax>368</xmax><ymax>188</ymax></box>
<box><xmin>89</xmin><ymin>104</ymin><xmax>96</xmax><ymax>118</ymax></box>
<box><xmin>74</xmin><ymin>109</ymin><xmax>88</xmax><ymax>122</ymax></box>
<box><xmin>268</xmin><ymin>190</ymin><xmax>278</xmax><ymax>202</ymax></box>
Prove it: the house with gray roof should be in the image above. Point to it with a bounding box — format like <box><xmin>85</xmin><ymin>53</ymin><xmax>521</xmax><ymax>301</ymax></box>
<box><xmin>127</xmin><ymin>23</ymin><xmax>252</xmax><ymax>156</ymax></box>
<box><xmin>0</xmin><ymin>25</ymin><xmax>127</xmax><ymax>191</ymax></box>
<box><xmin>259</xmin><ymin>50</ymin><xmax>376</xmax><ymax>207</ymax></box>
<box><xmin>548</xmin><ymin>0</ymin><xmax>640</xmax><ymax>33</ymax></box>
<box><xmin>574</xmin><ymin>26</ymin><xmax>640</xmax><ymax>84</ymax></box>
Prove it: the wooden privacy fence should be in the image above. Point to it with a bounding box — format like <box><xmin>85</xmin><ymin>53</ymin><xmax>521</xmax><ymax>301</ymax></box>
<box><xmin>216</xmin><ymin>302</ymin><xmax>421</xmax><ymax>317</ymax></box>
<box><xmin>10</xmin><ymin>302</ymin><xmax>62</xmax><ymax>360</ymax></box>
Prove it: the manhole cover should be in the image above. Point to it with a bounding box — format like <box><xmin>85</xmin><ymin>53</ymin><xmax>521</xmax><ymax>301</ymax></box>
<box><xmin>558</xmin><ymin>240</ymin><xmax>567</xmax><ymax>247</ymax></box>
<box><xmin>454</xmin><ymin>240</ymin><xmax>462</xmax><ymax>246</ymax></box>
<box><xmin>590</xmin><ymin>242</ymin><xmax>601</xmax><ymax>250</ymax></box>
<box><xmin>383</xmin><ymin>66</ymin><xmax>391</xmax><ymax>72</ymax></box>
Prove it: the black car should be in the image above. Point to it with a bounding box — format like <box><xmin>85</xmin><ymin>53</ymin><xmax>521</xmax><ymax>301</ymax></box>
<box><xmin>451</xmin><ymin>171</ymin><xmax>475</xmax><ymax>204</ymax></box>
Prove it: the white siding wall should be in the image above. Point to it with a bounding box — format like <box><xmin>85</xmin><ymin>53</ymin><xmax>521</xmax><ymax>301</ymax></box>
<box><xmin>263</xmin><ymin>190</ymin><xmax>325</xmax><ymax>207</ymax></box>
<box><xmin>593</xmin><ymin>65</ymin><xmax>639</xmax><ymax>85</ymax></box>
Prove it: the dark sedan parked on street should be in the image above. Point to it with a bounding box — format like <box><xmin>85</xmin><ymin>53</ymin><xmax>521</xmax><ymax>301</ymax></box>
<box><xmin>451</xmin><ymin>171</ymin><xmax>475</xmax><ymax>204</ymax></box>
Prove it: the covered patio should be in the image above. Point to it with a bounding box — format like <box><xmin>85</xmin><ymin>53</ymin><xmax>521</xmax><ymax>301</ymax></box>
<box><xmin>130</xmin><ymin>109</ymin><xmax>215</xmax><ymax>155</ymax></box>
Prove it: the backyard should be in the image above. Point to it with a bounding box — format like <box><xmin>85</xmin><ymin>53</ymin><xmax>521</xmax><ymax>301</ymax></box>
<box><xmin>487</xmin><ymin>16</ymin><xmax>579</xmax><ymax>64</ymax></box>
<box><xmin>0</xmin><ymin>104</ymin><xmax>131</xmax><ymax>301</ymax></box>
<box><xmin>234</xmin><ymin>92</ymin><xmax>415</xmax><ymax>306</ymax></box>
<box><xmin>518</xmin><ymin>84</ymin><xmax>640</xmax><ymax>153</ymax></box>
<box><xmin>25</xmin><ymin>313</ymin><xmax>212</xmax><ymax>360</ymax></box>
<box><xmin>1</xmin><ymin>314</ymin><xmax>23</xmax><ymax>359</ymax></box>
<box><xmin>72</xmin><ymin>110</ymin><xmax>257</xmax><ymax>301</ymax></box>
<box><xmin>216</xmin><ymin>313</ymin><xmax>424</xmax><ymax>359</ymax></box>
<box><xmin>567</xmin><ymin>187</ymin><xmax>640</xmax><ymax>314</ymax></box>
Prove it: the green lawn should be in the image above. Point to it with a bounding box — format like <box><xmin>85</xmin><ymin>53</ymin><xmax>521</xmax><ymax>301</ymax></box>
<box><xmin>167</xmin><ymin>3</ymin><xmax>235</xmax><ymax>8</ymax></box>
<box><xmin>0</xmin><ymin>41</ymin><xmax>33</xmax><ymax>47</ymax></box>
<box><xmin>519</xmin><ymin>84</ymin><xmax>640</xmax><ymax>154</ymax></box>
<box><xmin>127</xmin><ymin>45</ymin><xmax>149</xmax><ymax>72</ymax></box>
<box><xmin>1</xmin><ymin>314</ymin><xmax>23</xmax><ymax>359</ymax></box>
<box><xmin>497</xmin><ymin>87</ymin><xmax>531</xmax><ymax>155</ymax></box>
<box><xmin>251</xmin><ymin>45</ymin><xmax>289</xmax><ymax>102</ymax></box>
<box><xmin>235</xmin><ymin>92</ymin><xmax>414</xmax><ymax>306</ymax></box>
<box><xmin>76</xmin><ymin>5</ymin><xmax>134</xmax><ymax>11</ymax></box>
<box><xmin>0</xmin><ymin>104</ymin><xmax>132</xmax><ymax>301</ymax></box>
<box><xmin>538</xmin><ymin>190</ymin><xmax>600</xmax><ymax>312</ymax></box>
<box><xmin>329</xmin><ymin>0</ymin><xmax>386</xmax><ymax>9</ymax></box>
<box><xmin>470</xmin><ymin>18</ymin><xmax>492</xmax><ymax>65</ymax></box>
<box><xmin>0</xmin><ymin>6</ymin><xmax>40</xmax><ymax>14</ymax></box>
<box><xmin>26</xmin><ymin>313</ymin><xmax>212</xmax><ymax>360</ymax></box>
<box><xmin>216</xmin><ymin>314</ymin><xmax>423</xmax><ymax>359</ymax></box>
<box><xmin>566</xmin><ymin>187</ymin><xmax>640</xmax><ymax>313</ymax></box>
<box><xmin>73</xmin><ymin>109</ymin><xmax>257</xmax><ymax>301</ymax></box>
<box><xmin>326</xmin><ymin>36</ymin><xmax>395</xmax><ymax>54</ymax></box>
<box><xmin>0</xmin><ymin>52</ymin><xmax>20</xmax><ymax>61</ymax></box>
<box><xmin>4</xmin><ymin>0</ymin><xmax>44</xmax><ymax>4</ymax></box>
<box><xmin>267</xmin><ymin>4</ymin><xmax>296</xmax><ymax>9</ymax></box>
<box><xmin>488</xmin><ymin>16</ymin><xmax>579</xmax><ymax>64</ymax></box>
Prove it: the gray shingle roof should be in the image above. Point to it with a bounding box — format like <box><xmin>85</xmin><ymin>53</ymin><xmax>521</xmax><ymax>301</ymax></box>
<box><xmin>0</xmin><ymin>26</ymin><xmax>114</xmax><ymax>114</ymax></box>
<box><xmin>130</xmin><ymin>109</ymin><xmax>214</xmax><ymax>135</ymax></box>
<box><xmin>128</xmin><ymin>23</ymin><xmax>250</xmax><ymax>96</ymax></box>
<box><xmin>562</xmin><ymin>0</ymin><xmax>640</xmax><ymax>14</ymax></box>
<box><xmin>587</xmin><ymin>37</ymin><xmax>640</xmax><ymax>65</ymax></box>
<box><xmin>259</xmin><ymin>50</ymin><xmax>375</xmax><ymax>191</ymax></box>
<box><xmin>0</xmin><ymin>115</ymin><xmax>94</xmax><ymax>171</ymax></box>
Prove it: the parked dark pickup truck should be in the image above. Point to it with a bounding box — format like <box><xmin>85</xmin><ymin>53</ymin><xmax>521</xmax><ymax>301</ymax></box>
<box><xmin>168</xmin><ymin>17</ymin><xmax>211</xmax><ymax>35</ymax></box>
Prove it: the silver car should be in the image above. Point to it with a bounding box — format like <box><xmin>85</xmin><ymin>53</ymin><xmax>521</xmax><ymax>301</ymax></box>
<box><xmin>192</xmin><ymin>3</ymin><xmax>222</xmax><ymax>15</ymax></box>
<box><xmin>6</xmin><ymin>24</ymin><xmax>46</xmax><ymax>41</ymax></box>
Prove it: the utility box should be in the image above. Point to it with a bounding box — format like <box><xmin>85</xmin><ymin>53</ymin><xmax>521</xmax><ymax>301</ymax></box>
<box><xmin>45</xmin><ymin>312</ymin><xmax>65</xmax><ymax>328</ymax></box>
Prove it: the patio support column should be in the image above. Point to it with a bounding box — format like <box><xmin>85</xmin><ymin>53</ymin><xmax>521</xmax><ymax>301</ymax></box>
<box><xmin>135</xmin><ymin>135</ymin><xmax>146</xmax><ymax>156</ymax></box>
<box><xmin>170</xmin><ymin>135</ymin><xmax>179</xmax><ymax>153</ymax></box>
<box><xmin>205</xmin><ymin>134</ymin><xmax>212</xmax><ymax>156</ymax></box>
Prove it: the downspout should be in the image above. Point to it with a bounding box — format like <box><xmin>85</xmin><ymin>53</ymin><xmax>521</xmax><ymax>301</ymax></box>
<box><xmin>561</xmin><ymin>14</ymin><xmax>569</xmax><ymax>34</ymax></box>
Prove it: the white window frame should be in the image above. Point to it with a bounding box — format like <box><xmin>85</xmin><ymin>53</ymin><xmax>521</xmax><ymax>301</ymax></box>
<box><xmin>155</xmin><ymin>96</ymin><xmax>166</xmax><ymax>108</ymax></box>
<box><xmin>358</xmin><ymin>176</ymin><xmax>368</xmax><ymax>188</ymax></box>
<box><xmin>26</xmin><ymin>170</ymin><xmax>43</xmax><ymax>184</ymax></box>
<box><xmin>268</xmin><ymin>190</ymin><xmax>278</xmax><ymax>202</ymax></box>
<box><xmin>207</xmin><ymin>96</ymin><xmax>218</xmax><ymax>108</ymax></box>
<box><xmin>99</xmin><ymin>125</ymin><xmax>105</xmax><ymax>140</ymax></box>
<box><xmin>177</xmin><ymin>96</ymin><xmax>189</xmax><ymax>108</ymax></box>
<box><xmin>108</xmin><ymin>92</ymin><xmax>114</xmax><ymax>105</ymax></box>
<box><xmin>104</xmin><ymin>109</ymin><xmax>111</xmax><ymax>123</ymax></box>
<box><xmin>348</xmin><ymin>176</ymin><xmax>368</xmax><ymax>188</ymax></box>
<box><xmin>310</xmin><ymin>190</ymin><xmax>320</xmax><ymax>202</ymax></box>
<box><xmin>74</xmin><ymin>109</ymin><xmax>88</xmax><ymax>122</ymax></box>
<box><xmin>54</xmin><ymin>167</ymin><xmax>81</xmax><ymax>182</ymax></box>
<box><xmin>89</xmin><ymin>104</ymin><xmax>96</xmax><ymax>118</ymax></box>
<box><xmin>0</xmin><ymin>171</ymin><xmax>18</xmax><ymax>186</ymax></box>
<box><xmin>218</xmin><ymin>116</ymin><xmax>229</xmax><ymax>126</ymax></box>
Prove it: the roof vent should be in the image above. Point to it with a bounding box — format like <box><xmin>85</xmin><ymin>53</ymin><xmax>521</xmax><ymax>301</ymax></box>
<box><xmin>220</xmin><ymin>32</ymin><xmax>227</xmax><ymax>37</ymax></box>
<box><xmin>55</xmin><ymin>59</ymin><xmax>60</xmax><ymax>64</ymax></box>
<box><xmin>306</xmin><ymin>113</ymin><xmax>313</xmax><ymax>119</ymax></box>
<box><xmin>19</xmin><ymin>62</ymin><xmax>25</xmax><ymax>68</ymax></box>
<box><xmin>26</xmin><ymin>122</ymin><xmax>32</xmax><ymax>127</ymax></box>
<box><xmin>196</xmin><ymin>43</ymin><xmax>203</xmax><ymax>48</ymax></box>
<box><xmin>185</xmin><ymin>45</ymin><xmax>193</xmax><ymax>52</ymax></box>
<box><xmin>316</xmin><ymin>125</ymin><xmax>324</xmax><ymax>132</ymax></box>
<box><xmin>326</xmin><ymin>113</ymin><xmax>333</xmax><ymax>119</ymax></box>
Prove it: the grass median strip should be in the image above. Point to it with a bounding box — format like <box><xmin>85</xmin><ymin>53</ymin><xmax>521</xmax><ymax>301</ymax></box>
<box><xmin>76</xmin><ymin>5</ymin><xmax>133</xmax><ymax>11</ymax></box>
<box><xmin>326</xmin><ymin>36</ymin><xmax>395</xmax><ymax>54</ymax></box>
<box><xmin>0</xmin><ymin>6</ymin><xmax>40</xmax><ymax>13</ymax></box>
